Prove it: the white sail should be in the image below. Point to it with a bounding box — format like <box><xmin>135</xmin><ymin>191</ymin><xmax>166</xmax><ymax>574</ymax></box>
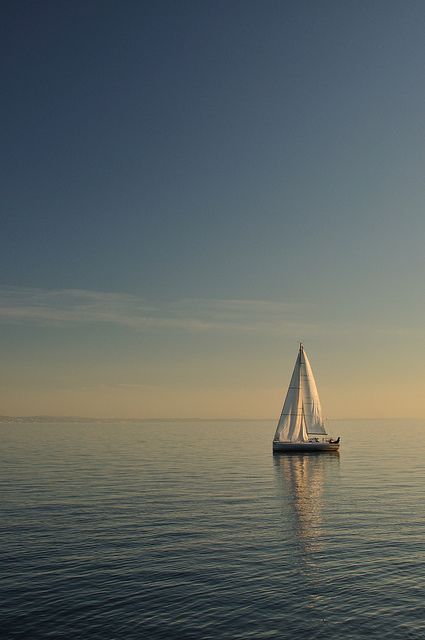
<box><xmin>273</xmin><ymin>344</ymin><xmax>327</xmax><ymax>442</ymax></box>
<box><xmin>300</xmin><ymin>347</ymin><xmax>327</xmax><ymax>436</ymax></box>
<box><xmin>273</xmin><ymin>349</ymin><xmax>308</xmax><ymax>443</ymax></box>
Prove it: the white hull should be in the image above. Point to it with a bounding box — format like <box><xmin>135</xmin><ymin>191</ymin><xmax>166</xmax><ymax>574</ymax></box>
<box><xmin>273</xmin><ymin>440</ymin><xmax>340</xmax><ymax>453</ymax></box>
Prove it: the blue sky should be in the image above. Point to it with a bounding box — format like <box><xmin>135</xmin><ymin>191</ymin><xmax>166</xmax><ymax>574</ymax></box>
<box><xmin>2</xmin><ymin>1</ymin><xmax>425</xmax><ymax>418</ymax></box>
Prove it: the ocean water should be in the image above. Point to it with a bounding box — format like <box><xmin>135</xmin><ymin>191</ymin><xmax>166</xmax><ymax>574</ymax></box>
<box><xmin>1</xmin><ymin>419</ymin><xmax>425</xmax><ymax>639</ymax></box>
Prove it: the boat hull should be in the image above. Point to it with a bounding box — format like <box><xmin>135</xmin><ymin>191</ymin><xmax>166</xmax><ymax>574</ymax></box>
<box><xmin>273</xmin><ymin>440</ymin><xmax>340</xmax><ymax>453</ymax></box>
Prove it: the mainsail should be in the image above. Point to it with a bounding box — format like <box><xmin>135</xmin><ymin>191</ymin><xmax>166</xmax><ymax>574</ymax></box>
<box><xmin>274</xmin><ymin>344</ymin><xmax>327</xmax><ymax>442</ymax></box>
<box><xmin>300</xmin><ymin>348</ymin><xmax>327</xmax><ymax>436</ymax></box>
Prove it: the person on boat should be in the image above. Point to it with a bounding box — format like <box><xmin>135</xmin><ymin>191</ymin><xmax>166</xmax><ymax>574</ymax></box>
<box><xmin>329</xmin><ymin>437</ymin><xmax>340</xmax><ymax>444</ymax></box>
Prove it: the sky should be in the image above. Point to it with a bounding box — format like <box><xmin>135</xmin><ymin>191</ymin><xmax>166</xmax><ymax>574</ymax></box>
<box><xmin>1</xmin><ymin>0</ymin><xmax>425</xmax><ymax>419</ymax></box>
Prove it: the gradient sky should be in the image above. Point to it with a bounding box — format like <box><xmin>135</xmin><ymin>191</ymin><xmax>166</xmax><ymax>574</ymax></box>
<box><xmin>2</xmin><ymin>0</ymin><xmax>425</xmax><ymax>418</ymax></box>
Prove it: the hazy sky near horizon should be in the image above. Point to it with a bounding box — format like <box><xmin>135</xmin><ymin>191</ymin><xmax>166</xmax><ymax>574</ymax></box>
<box><xmin>2</xmin><ymin>0</ymin><xmax>425</xmax><ymax>418</ymax></box>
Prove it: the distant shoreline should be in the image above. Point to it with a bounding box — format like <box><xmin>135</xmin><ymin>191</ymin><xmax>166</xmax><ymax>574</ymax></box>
<box><xmin>1</xmin><ymin>415</ymin><xmax>271</xmax><ymax>424</ymax></box>
<box><xmin>0</xmin><ymin>415</ymin><xmax>416</xmax><ymax>424</ymax></box>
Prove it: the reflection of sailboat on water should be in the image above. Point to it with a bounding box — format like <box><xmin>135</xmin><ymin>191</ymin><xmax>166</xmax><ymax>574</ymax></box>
<box><xmin>273</xmin><ymin>344</ymin><xmax>340</xmax><ymax>452</ymax></box>
<box><xmin>273</xmin><ymin>453</ymin><xmax>339</xmax><ymax>553</ymax></box>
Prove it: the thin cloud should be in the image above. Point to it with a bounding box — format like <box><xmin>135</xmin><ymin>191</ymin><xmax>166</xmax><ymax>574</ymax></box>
<box><xmin>0</xmin><ymin>285</ymin><xmax>313</xmax><ymax>334</ymax></box>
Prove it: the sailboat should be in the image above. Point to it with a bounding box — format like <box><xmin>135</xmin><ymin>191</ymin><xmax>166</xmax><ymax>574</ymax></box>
<box><xmin>273</xmin><ymin>344</ymin><xmax>340</xmax><ymax>452</ymax></box>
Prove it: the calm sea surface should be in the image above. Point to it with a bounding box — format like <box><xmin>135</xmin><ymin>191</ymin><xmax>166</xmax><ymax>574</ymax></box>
<box><xmin>1</xmin><ymin>419</ymin><xmax>425</xmax><ymax>639</ymax></box>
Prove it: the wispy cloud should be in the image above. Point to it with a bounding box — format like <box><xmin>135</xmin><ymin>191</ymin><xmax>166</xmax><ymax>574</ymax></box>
<box><xmin>0</xmin><ymin>286</ymin><xmax>309</xmax><ymax>334</ymax></box>
<box><xmin>0</xmin><ymin>287</ymin><xmax>152</xmax><ymax>327</ymax></box>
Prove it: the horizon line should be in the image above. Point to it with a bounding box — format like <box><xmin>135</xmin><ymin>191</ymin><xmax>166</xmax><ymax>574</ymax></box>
<box><xmin>0</xmin><ymin>414</ymin><xmax>420</xmax><ymax>423</ymax></box>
